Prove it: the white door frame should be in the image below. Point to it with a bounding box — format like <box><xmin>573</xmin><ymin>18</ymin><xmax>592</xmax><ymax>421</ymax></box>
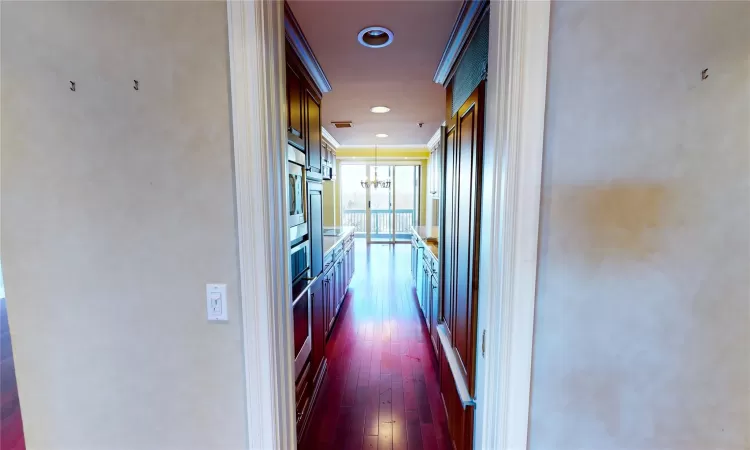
<box><xmin>226</xmin><ymin>0</ymin><xmax>550</xmax><ymax>448</ymax></box>
<box><xmin>474</xmin><ymin>1</ymin><xmax>550</xmax><ymax>449</ymax></box>
<box><xmin>226</xmin><ymin>1</ymin><xmax>295</xmax><ymax>449</ymax></box>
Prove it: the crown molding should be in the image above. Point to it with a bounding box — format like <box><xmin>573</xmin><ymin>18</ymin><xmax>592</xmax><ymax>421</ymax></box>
<box><xmin>337</xmin><ymin>144</ymin><xmax>429</xmax><ymax>150</ymax></box>
<box><xmin>321</xmin><ymin>127</ymin><xmax>340</xmax><ymax>149</ymax></box>
<box><xmin>433</xmin><ymin>0</ymin><xmax>489</xmax><ymax>86</ymax></box>
<box><xmin>284</xmin><ymin>2</ymin><xmax>331</xmax><ymax>94</ymax></box>
<box><xmin>426</xmin><ymin>127</ymin><xmax>441</xmax><ymax>150</ymax></box>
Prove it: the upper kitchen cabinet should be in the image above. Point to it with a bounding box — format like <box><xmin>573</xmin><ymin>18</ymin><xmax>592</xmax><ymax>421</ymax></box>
<box><xmin>305</xmin><ymin>90</ymin><xmax>322</xmax><ymax>177</ymax></box>
<box><xmin>286</xmin><ymin>54</ymin><xmax>305</xmax><ymax>150</ymax></box>
<box><xmin>284</xmin><ymin>2</ymin><xmax>331</xmax><ymax>179</ymax></box>
<box><xmin>427</xmin><ymin>128</ymin><xmax>443</xmax><ymax>198</ymax></box>
<box><xmin>321</xmin><ymin>129</ymin><xmax>339</xmax><ymax>181</ymax></box>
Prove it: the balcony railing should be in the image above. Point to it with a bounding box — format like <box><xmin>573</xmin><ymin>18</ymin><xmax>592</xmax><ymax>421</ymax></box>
<box><xmin>342</xmin><ymin>209</ymin><xmax>415</xmax><ymax>235</ymax></box>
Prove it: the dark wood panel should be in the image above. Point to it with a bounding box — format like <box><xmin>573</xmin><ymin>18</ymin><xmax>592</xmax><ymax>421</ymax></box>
<box><xmin>441</xmin><ymin>123</ymin><xmax>457</xmax><ymax>341</ymax></box>
<box><xmin>286</xmin><ymin>52</ymin><xmax>305</xmax><ymax>150</ymax></box>
<box><xmin>310</xmin><ymin>277</ymin><xmax>326</xmax><ymax>385</ymax></box>
<box><xmin>305</xmin><ymin>90</ymin><xmax>322</xmax><ymax>177</ymax></box>
<box><xmin>307</xmin><ymin>181</ymin><xmax>323</xmax><ymax>277</ymax></box>
<box><xmin>438</xmin><ymin>81</ymin><xmax>485</xmax><ymax>450</ymax></box>
<box><xmin>284</xmin><ymin>1</ymin><xmax>330</xmax><ymax>95</ymax></box>
<box><xmin>454</xmin><ymin>100</ymin><xmax>476</xmax><ymax>385</ymax></box>
<box><xmin>293</xmin><ymin>293</ymin><xmax>310</xmax><ymax>357</ymax></box>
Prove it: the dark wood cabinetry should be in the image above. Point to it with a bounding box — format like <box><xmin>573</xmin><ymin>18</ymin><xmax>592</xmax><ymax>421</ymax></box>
<box><xmin>308</xmin><ymin>181</ymin><xmax>323</xmax><ymax>277</ymax></box>
<box><xmin>286</xmin><ymin>58</ymin><xmax>305</xmax><ymax>150</ymax></box>
<box><xmin>321</xmin><ymin>234</ymin><xmax>354</xmax><ymax>338</ymax></box>
<box><xmin>285</xmin><ymin>3</ymin><xmax>332</xmax><ymax>441</ymax></box>
<box><xmin>305</xmin><ymin>90</ymin><xmax>322</xmax><ymax>178</ymax></box>
<box><xmin>439</xmin><ymin>81</ymin><xmax>485</xmax><ymax>450</ymax></box>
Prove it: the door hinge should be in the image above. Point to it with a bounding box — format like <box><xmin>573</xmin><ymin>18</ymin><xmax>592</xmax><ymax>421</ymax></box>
<box><xmin>481</xmin><ymin>329</ymin><xmax>486</xmax><ymax>358</ymax></box>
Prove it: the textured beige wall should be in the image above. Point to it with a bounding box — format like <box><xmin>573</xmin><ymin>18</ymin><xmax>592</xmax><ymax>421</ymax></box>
<box><xmin>530</xmin><ymin>2</ymin><xmax>750</xmax><ymax>449</ymax></box>
<box><xmin>1</xmin><ymin>2</ymin><xmax>247</xmax><ymax>449</ymax></box>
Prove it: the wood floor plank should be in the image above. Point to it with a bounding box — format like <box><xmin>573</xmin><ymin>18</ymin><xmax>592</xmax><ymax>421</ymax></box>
<box><xmin>299</xmin><ymin>241</ymin><xmax>452</xmax><ymax>450</ymax></box>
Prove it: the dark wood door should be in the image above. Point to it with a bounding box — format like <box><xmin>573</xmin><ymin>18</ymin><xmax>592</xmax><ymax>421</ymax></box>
<box><xmin>286</xmin><ymin>61</ymin><xmax>305</xmax><ymax>150</ymax></box>
<box><xmin>439</xmin><ymin>81</ymin><xmax>485</xmax><ymax>450</ymax></box>
<box><xmin>452</xmin><ymin>82</ymin><xmax>484</xmax><ymax>390</ymax></box>
<box><xmin>307</xmin><ymin>181</ymin><xmax>323</xmax><ymax>277</ymax></box>
<box><xmin>305</xmin><ymin>90</ymin><xmax>322</xmax><ymax>178</ymax></box>
<box><xmin>309</xmin><ymin>276</ymin><xmax>325</xmax><ymax>382</ymax></box>
<box><xmin>430</xmin><ymin>274</ymin><xmax>439</xmax><ymax>355</ymax></box>
<box><xmin>322</xmin><ymin>273</ymin><xmax>331</xmax><ymax>337</ymax></box>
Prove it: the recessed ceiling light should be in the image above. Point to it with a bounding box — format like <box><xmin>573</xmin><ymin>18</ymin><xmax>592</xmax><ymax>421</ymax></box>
<box><xmin>358</xmin><ymin>26</ymin><xmax>394</xmax><ymax>48</ymax></box>
<box><xmin>376</xmin><ymin>133</ymin><xmax>388</xmax><ymax>138</ymax></box>
<box><xmin>370</xmin><ymin>106</ymin><xmax>391</xmax><ymax>114</ymax></box>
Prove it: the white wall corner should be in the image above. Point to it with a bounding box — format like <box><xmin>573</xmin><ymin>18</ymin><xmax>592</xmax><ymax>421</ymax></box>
<box><xmin>226</xmin><ymin>1</ymin><xmax>296</xmax><ymax>449</ymax></box>
<box><xmin>475</xmin><ymin>1</ymin><xmax>550</xmax><ymax>450</ymax></box>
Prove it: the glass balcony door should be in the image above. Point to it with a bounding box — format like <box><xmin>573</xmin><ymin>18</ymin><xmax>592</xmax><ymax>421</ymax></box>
<box><xmin>367</xmin><ymin>165</ymin><xmax>394</xmax><ymax>242</ymax></box>
<box><xmin>340</xmin><ymin>162</ymin><xmax>420</xmax><ymax>243</ymax></box>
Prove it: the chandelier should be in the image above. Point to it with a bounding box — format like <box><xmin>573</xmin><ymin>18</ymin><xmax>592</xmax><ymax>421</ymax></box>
<box><xmin>360</xmin><ymin>145</ymin><xmax>391</xmax><ymax>189</ymax></box>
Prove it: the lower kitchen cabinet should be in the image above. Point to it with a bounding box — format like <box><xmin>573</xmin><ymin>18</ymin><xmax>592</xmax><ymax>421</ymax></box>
<box><xmin>411</xmin><ymin>227</ymin><xmax>440</xmax><ymax>354</ymax></box>
<box><xmin>297</xmin><ymin>229</ymin><xmax>356</xmax><ymax>442</ymax></box>
<box><xmin>321</xmin><ymin>231</ymin><xmax>355</xmax><ymax>340</ymax></box>
<box><xmin>430</xmin><ymin>274</ymin><xmax>440</xmax><ymax>355</ymax></box>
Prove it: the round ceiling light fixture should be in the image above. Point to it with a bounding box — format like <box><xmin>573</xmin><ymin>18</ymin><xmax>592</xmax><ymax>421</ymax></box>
<box><xmin>370</xmin><ymin>106</ymin><xmax>391</xmax><ymax>114</ymax></box>
<box><xmin>375</xmin><ymin>133</ymin><xmax>389</xmax><ymax>138</ymax></box>
<box><xmin>358</xmin><ymin>26</ymin><xmax>394</xmax><ymax>48</ymax></box>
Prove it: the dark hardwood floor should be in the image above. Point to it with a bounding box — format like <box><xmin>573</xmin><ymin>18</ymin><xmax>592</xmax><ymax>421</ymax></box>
<box><xmin>300</xmin><ymin>239</ymin><xmax>452</xmax><ymax>450</ymax></box>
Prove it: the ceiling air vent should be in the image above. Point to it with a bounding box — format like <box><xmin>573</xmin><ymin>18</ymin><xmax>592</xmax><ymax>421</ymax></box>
<box><xmin>331</xmin><ymin>121</ymin><xmax>353</xmax><ymax>129</ymax></box>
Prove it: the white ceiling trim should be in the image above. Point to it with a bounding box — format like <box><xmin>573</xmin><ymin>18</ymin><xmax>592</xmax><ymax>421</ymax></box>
<box><xmin>426</xmin><ymin>127</ymin><xmax>441</xmax><ymax>150</ymax></box>
<box><xmin>338</xmin><ymin>144</ymin><xmax>429</xmax><ymax>150</ymax></box>
<box><xmin>321</xmin><ymin>127</ymin><xmax>340</xmax><ymax>148</ymax></box>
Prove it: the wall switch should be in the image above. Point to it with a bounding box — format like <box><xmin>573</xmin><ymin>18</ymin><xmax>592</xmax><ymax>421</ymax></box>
<box><xmin>206</xmin><ymin>284</ymin><xmax>228</xmax><ymax>322</ymax></box>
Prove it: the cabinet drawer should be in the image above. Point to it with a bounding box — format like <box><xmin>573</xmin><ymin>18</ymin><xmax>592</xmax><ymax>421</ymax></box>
<box><xmin>295</xmin><ymin>361</ymin><xmax>312</xmax><ymax>434</ymax></box>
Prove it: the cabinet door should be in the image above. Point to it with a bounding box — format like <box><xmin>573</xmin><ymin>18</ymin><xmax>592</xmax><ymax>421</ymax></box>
<box><xmin>430</xmin><ymin>275</ymin><xmax>439</xmax><ymax>355</ymax></box>
<box><xmin>425</xmin><ymin>268</ymin><xmax>432</xmax><ymax>334</ymax></box>
<box><xmin>451</xmin><ymin>82</ymin><xmax>484</xmax><ymax>392</ymax></box>
<box><xmin>322</xmin><ymin>276</ymin><xmax>330</xmax><ymax>336</ymax></box>
<box><xmin>422</xmin><ymin>261</ymin><xmax>431</xmax><ymax>316</ymax></box>
<box><xmin>349</xmin><ymin>237</ymin><xmax>354</xmax><ymax>274</ymax></box>
<box><xmin>286</xmin><ymin>61</ymin><xmax>305</xmax><ymax>150</ymax></box>
<box><xmin>308</xmin><ymin>181</ymin><xmax>323</xmax><ymax>277</ymax></box>
<box><xmin>305</xmin><ymin>90</ymin><xmax>322</xmax><ymax>177</ymax></box>
<box><xmin>326</xmin><ymin>274</ymin><xmax>335</xmax><ymax>333</ymax></box>
<box><xmin>439</xmin><ymin>82</ymin><xmax>484</xmax><ymax>450</ymax></box>
<box><xmin>416</xmin><ymin>250</ymin><xmax>424</xmax><ymax>305</ymax></box>
<box><xmin>336</xmin><ymin>261</ymin><xmax>344</xmax><ymax>308</ymax></box>
<box><xmin>350</xmin><ymin>246</ymin><xmax>354</xmax><ymax>281</ymax></box>
<box><xmin>310</xmin><ymin>277</ymin><xmax>325</xmax><ymax>379</ymax></box>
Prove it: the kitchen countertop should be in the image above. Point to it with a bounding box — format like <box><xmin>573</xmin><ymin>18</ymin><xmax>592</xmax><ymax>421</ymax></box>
<box><xmin>411</xmin><ymin>226</ymin><xmax>439</xmax><ymax>261</ymax></box>
<box><xmin>323</xmin><ymin>226</ymin><xmax>355</xmax><ymax>257</ymax></box>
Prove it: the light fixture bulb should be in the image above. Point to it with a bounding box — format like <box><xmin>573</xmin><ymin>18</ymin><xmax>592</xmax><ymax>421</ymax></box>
<box><xmin>370</xmin><ymin>106</ymin><xmax>390</xmax><ymax>114</ymax></box>
<box><xmin>375</xmin><ymin>133</ymin><xmax>388</xmax><ymax>138</ymax></box>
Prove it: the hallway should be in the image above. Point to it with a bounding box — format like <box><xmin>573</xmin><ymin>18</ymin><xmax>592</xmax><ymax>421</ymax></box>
<box><xmin>300</xmin><ymin>240</ymin><xmax>452</xmax><ymax>450</ymax></box>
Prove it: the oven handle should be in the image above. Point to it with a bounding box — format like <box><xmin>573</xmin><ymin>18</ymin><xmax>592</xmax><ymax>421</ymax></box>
<box><xmin>292</xmin><ymin>274</ymin><xmax>320</xmax><ymax>307</ymax></box>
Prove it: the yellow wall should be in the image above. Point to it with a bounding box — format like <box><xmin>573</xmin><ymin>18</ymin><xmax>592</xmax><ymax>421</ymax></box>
<box><xmin>322</xmin><ymin>147</ymin><xmax>430</xmax><ymax>228</ymax></box>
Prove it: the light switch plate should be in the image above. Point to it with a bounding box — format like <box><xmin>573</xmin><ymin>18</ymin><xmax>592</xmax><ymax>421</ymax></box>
<box><xmin>206</xmin><ymin>284</ymin><xmax>228</xmax><ymax>322</ymax></box>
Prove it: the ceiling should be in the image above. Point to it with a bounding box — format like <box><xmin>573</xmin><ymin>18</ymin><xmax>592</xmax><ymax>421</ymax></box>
<box><xmin>288</xmin><ymin>0</ymin><xmax>462</xmax><ymax>146</ymax></box>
